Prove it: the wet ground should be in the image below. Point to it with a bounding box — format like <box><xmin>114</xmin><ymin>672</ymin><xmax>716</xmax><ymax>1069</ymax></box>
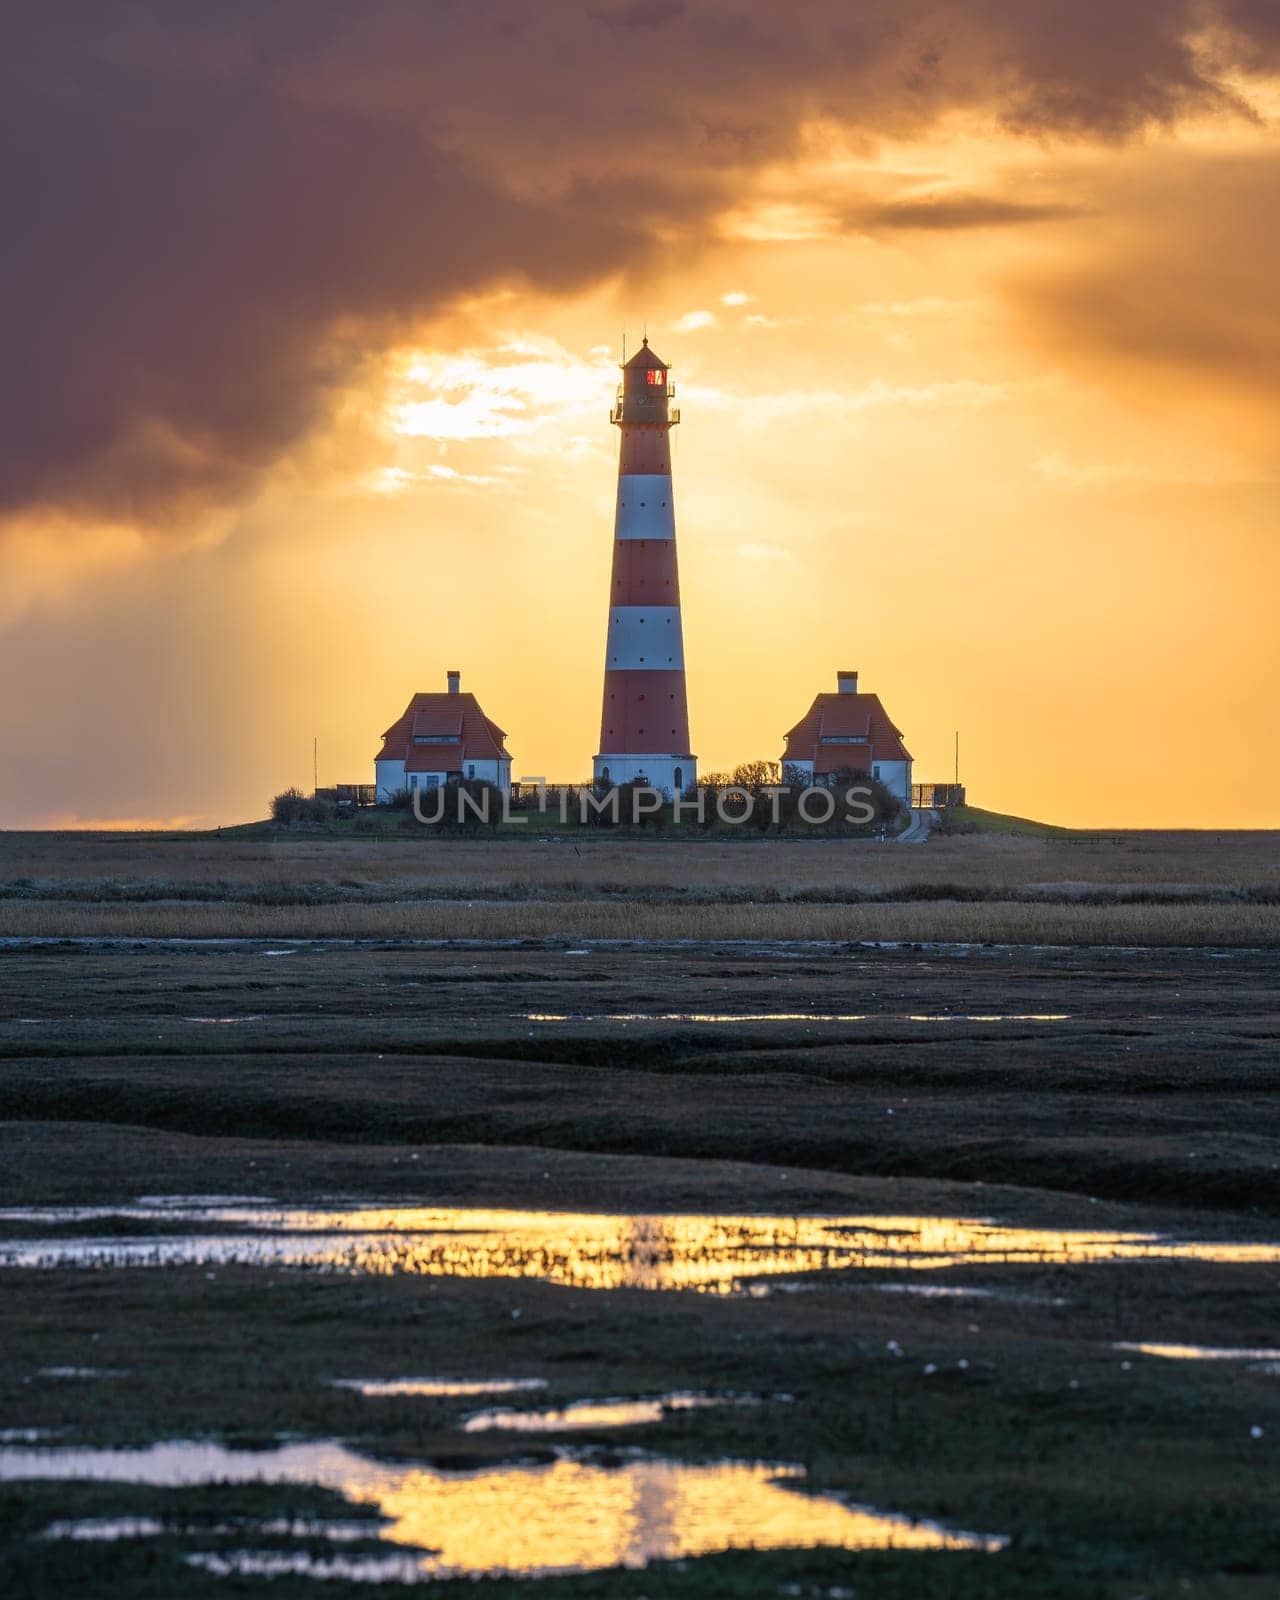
<box><xmin>2</xmin><ymin>940</ymin><xmax>1279</xmax><ymax>1596</ymax></box>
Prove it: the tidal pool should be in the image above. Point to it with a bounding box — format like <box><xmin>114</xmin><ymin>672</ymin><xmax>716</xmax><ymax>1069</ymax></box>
<box><xmin>0</xmin><ymin>1201</ymin><xmax>1275</xmax><ymax>1293</ymax></box>
<box><xmin>460</xmin><ymin>1392</ymin><xmax>738</xmax><ymax>1433</ymax></box>
<box><xmin>525</xmin><ymin>1011</ymin><xmax>1071</xmax><ymax>1023</ymax></box>
<box><xmin>41</xmin><ymin>1515</ymin><xmax>379</xmax><ymax>1543</ymax></box>
<box><xmin>1115</xmin><ymin>1343</ymin><xmax>1280</xmax><ymax>1362</ymax></box>
<box><xmin>334</xmin><ymin>1377</ymin><xmax>548</xmax><ymax>1398</ymax></box>
<box><xmin>0</xmin><ymin>1439</ymin><xmax>1005</xmax><ymax>1578</ymax></box>
<box><xmin>36</xmin><ymin>1365</ymin><xmax>128</xmax><ymax>1380</ymax></box>
<box><xmin>870</xmin><ymin>1283</ymin><xmax>1070</xmax><ymax>1305</ymax></box>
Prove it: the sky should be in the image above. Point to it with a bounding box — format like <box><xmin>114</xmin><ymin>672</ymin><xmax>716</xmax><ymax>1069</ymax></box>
<box><xmin>1</xmin><ymin>1</ymin><xmax>1277</xmax><ymax>828</ymax></box>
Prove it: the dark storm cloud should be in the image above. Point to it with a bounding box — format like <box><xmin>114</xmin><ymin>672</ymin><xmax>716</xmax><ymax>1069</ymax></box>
<box><xmin>966</xmin><ymin>0</ymin><xmax>1226</xmax><ymax>135</ymax></box>
<box><xmin>0</xmin><ymin>24</ymin><xmax>644</xmax><ymax>523</ymax></box>
<box><xmin>2</xmin><ymin>0</ymin><xmax>1274</xmax><ymax>529</ymax></box>
<box><xmin>588</xmin><ymin>0</ymin><xmax>688</xmax><ymax>28</ymax></box>
<box><xmin>1216</xmin><ymin>0</ymin><xmax>1280</xmax><ymax>63</ymax></box>
<box><xmin>1013</xmin><ymin>152</ymin><xmax>1280</xmax><ymax>403</ymax></box>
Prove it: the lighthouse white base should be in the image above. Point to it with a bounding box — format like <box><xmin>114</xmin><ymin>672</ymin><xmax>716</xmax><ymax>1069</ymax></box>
<box><xmin>593</xmin><ymin>754</ymin><xmax>695</xmax><ymax>797</ymax></box>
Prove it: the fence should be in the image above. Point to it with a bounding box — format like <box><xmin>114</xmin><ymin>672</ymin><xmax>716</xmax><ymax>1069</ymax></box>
<box><xmin>911</xmin><ymin>783</ymin><xmax>966</xmax><ymax>810</ymax></box>
<box><xmin>315</xmin><ymin>784</ymin><xmax>377</xmax><ymax>808</ymax></box>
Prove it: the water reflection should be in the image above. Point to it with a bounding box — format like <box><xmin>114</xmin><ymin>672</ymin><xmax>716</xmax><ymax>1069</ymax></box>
<box><xmin>1</xmin><ymin>1440</ymin><xmax>1005</xmax><ymax>1576</ymax></box>
<box><xmin>42</xmin><ymin>1515</ymin><xmax>378</xmax><ymax>1543</ymax></box>
<box><xmin>334</xmin><ymin>1377</ymin><xmax>547</xmax><ymax>1398</ymax></box>
<box><xmin>1</xmin><ymin>1203</ymin><xmax>1276</xmax><ymax>1292</ymax></box>
<box><xmin>871</xmin><ymin>1284</ymin><xmax>1070</xmax><ymax>1305</ymax></box>
<box><xmin>1115</xmin><ymin>1342</ymin><xmax>1280</xmax><ymax>1362</ymax></box>
<box><xmin>461</xmin><ymin>1392</ymin><xmax>735</xmax><ymax>1433</ymax></box>
<box><xmin>526</xmin><ymin>1012</ymin><xmax>1070</xmax><ymax>1024</ymax></box>
<box><xmin>190</xmin><ymin>1552</ymin><xmax>431</xmax><ymax>1582</ymax></box>
<box><xmin>36</xmin><ymin>1366</ymin><xmax>127</xmax><ymax>1380</ymax></box>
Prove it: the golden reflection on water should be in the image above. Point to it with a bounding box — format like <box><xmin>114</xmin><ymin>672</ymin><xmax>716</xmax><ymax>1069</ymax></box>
<box><xmin>3</xmin><ymin>1205</ymin><xmax>1278</xmax><ymax>1289</ymax></box>
<box><xmin>363</xmin><ymin>1457</ymin><xmax>1003</xmax><ymax>1573</ymax></box>
<box><xmin>0</xmin><ymin>1441</ymin><xmax>1003</xmax><ymax>1574</ymax></box>
<box><xmin>1115</xmin><ymin>1343</ymin><xmax>1280</xmax><ymax>1362</ymax></box>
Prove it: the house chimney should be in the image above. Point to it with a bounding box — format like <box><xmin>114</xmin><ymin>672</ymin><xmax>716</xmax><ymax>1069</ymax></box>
<box><xmin>447</xmin><ymin>669</ymin><xmax>460</xmax><ymax>695</ymax></box>
<box><xmin>837</xmin><ymin>669</ymin><xmax>858</xmax><ymax>695</ymax></box>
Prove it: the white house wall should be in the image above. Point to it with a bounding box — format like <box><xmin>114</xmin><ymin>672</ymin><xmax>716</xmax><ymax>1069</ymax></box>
<box><xmin>375</xmin><ymin>760</ymin><xmax>406</xmax><ymax>804</ymax></box>
<box><xmin>873</xmin><ymin>760</ymin><xmax>911</xmax><ymax>803</ymax></box>
<box><xmin>780</xmin><ymin>757</ymin><xmax>911</xmax><ymax>806</ymax></box>
<box><xmin>459</xmin><ymin>759</ymin><xmax>511</xmax><ymax>786</ymax></box>
<box><xmin>377</xmin><ymin>757</ymin><xmax>511</xmax><ymax>801</ymax></box>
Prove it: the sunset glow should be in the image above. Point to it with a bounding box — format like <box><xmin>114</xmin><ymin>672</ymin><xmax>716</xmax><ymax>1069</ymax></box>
<box><xmin>2</xmin><ymin>7</ymin><xmax>1277</xmax><ymax>827</ymax></box>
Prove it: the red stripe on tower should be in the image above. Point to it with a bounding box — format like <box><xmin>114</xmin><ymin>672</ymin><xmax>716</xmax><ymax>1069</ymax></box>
<box><xmin>593</xmin><ymin>339</ymin><xmax>696</xmax><ymax>797</ymax></box>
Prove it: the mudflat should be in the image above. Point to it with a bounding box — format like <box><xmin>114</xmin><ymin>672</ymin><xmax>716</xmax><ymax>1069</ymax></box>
<box><xmin>1</xmin><ymin>830</ymin><xmax>1279</xmax><ymax>1596</ymax></box>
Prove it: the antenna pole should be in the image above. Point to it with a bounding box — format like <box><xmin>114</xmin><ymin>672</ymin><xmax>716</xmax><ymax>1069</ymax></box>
<box><xmin>313</xmin><ymin>736</ymin><xmax>318</xmax><ymax>794</ymax></box>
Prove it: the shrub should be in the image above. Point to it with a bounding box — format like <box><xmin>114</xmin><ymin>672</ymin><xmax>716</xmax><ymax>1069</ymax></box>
<box><xmin>774</xmin><ymin>771</ymin><xmax>900</xmax><ymax>834</ymax></box>
<box><xmin>427</xmin><ymin>778</ymin><xmax>504</xmax><ymax>834</ymax></box>
<box><xmin>270</xmin><ymin>788</ymin><xmax>334</xmax><ymax>825</ymax></box>
<box><xmin>730</xmin><ymin>759</ymin><xmax>781</xmax><ymax>790</ymax></box>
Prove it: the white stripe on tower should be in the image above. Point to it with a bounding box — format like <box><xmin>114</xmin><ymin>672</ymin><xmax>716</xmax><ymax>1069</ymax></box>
<box><xmin>615</xmin><ymin>474</ymin><xmax>675</xmax><ymax>540</ymax></box>
<box><xmin>606</xmin><ymin>607</ymin><xmax>685</xmax><ymax>668</ymax></box>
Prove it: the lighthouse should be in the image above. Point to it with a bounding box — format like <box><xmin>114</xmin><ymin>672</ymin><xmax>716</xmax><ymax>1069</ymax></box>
<box><xmin>593</xmin><ymin>339</ymin><xmax>696</xmax><ymax>796</ymax></box>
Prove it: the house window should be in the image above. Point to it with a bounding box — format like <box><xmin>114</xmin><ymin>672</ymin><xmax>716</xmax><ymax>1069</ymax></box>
<box><xmin>873</xmin><ymin>765</ymin><xmax>881</xmax><ymax>779</ymax></box>
<box><xmin>425</xmin><ymin>774</ymin><xmax>441</xmax><ymax>789</ymax></box>
<box><xmin>467</xmin><ymin>764</ymin><xmax>476</xmax><ymax>779</ymax></box>
<box><xmin>674</xmin><ymin>767</ymin><xmax>683</xmax><ymax>790</ymax></box>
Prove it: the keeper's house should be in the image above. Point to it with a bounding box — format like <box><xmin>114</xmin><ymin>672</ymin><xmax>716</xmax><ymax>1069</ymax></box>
<box><xmin>374</xmin><ymin>671</ymin><xmax>512</xmax><ymax>801</ymax></box>
<box><xmin>781</xmin><ymin>670</ymin><xmax>912</xmax><ymax>804</ymax></box>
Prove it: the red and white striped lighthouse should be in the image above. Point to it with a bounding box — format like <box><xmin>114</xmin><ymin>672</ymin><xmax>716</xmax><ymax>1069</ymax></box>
<box><xmin>593</xmin><ymin>339</ymin><xmax>695</xmax><ymax>796</ymax></box>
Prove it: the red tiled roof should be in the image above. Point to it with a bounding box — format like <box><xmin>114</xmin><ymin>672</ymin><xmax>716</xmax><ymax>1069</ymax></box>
<box><xmin>405</xmin><ymin>742</ymin><xmax>464</xmax><ymax>773</ymax></box>
<box><xmin>812</xmin><ymin>701</ymin><xmax>872</xmax><ymax>740</ymax></box>
<box><xmin>411</xmin><ymin>708</ymin><xmax>463</xmax><ymax>740</ymax></box>
<box><xmin>782</xmin><ymin>691</ymin><xmax>912</xmax><ymax>766</ymax></box>
<box><xmin>812</xmin><ymin>745</ymin><xmax>874</xmax><ymax>776</ymax></box>
<box><xmin>375</xmin><ymin>692</ymin><xmax>510</xmax><ymax>765</ymax></box>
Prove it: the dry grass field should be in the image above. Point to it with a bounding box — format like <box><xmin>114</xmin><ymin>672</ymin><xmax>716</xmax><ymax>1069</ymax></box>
<box><xmin>2</xmin><ymin>895</ymin><xmax>1277</xmax><ymax>944</ymax></box>
<box><xmin>1</xmin><ymin>827</ymin><xmax>1277</xmax><ymax>944</ymax></box>
<box><xmin>5</xmin><ymin>825</ymin><xmax>1280</xmax><ymax>890</ymax></box>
